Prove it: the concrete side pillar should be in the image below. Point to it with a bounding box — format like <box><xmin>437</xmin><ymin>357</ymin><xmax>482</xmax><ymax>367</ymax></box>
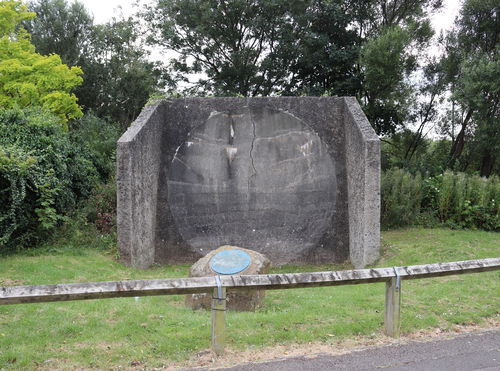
<box><xmin>343</xmin><ymin>97</ymin><xmax>380</xmax><ymax>268</ymax></box>
<box><xmin>117</xmin><ymin>103</ymin><xmax>164</xmax><ymax>268</ymax></box>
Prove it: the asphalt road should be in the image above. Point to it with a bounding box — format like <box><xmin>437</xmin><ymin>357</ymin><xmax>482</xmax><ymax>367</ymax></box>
<box><xmin>208</xmin><ymin>330</ymin><xmax>500</xmax><ymax>371</ymax></box>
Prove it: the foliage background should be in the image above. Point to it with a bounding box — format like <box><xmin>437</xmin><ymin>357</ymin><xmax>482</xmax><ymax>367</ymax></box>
<box><xmin>382</xmin><ymin>168</ymin><xmax>499</xmax><ymax>230</ymax></box>
<box><xmin>0</xmin><ymin>109</ymin><xmax>98</xmax><ymax>250</ymax></box>
<box><xmin>0</xmin><ymin>0</ymin><xmax>498</xmax><ymax>252</ymax></box>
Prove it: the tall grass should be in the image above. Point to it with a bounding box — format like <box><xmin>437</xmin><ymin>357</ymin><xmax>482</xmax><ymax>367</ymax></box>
<box><xmin>381</xmin><ymin>169</ymin><xmax>422</xmax><ymax>227</ymax></box>
<box><xmin>382</xmin><ymin>169</ymin><xmax>499</xmax><ymax>230</ymax></box>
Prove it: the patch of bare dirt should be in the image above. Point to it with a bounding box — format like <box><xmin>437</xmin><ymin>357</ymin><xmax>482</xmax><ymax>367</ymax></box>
<box><xmin>0</xmin><ymin>278</ymin><xmax>24</xmax><ymax>286</ymax></box>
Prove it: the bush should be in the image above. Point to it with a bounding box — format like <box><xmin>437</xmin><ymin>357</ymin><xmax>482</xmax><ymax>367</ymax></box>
<box><xmin>427</xmin><ymin>171</ymin><xmax>499</xmax><ymax>230</ymax></box>
<box><xmin>69</xmin><ymin>114</ymin><xmax>119</xmax><ymax>235</ymax></box>
<box><xmin>0</xmin><ymin>108</ymin><xmax>98</xmax><ymax>250</ymax></box>
<box><xmin>382</xmin><ymin>168</ymin><xmax>500</xmax><ymax>231</ymax></box>
<box><xmin>83</xmin><ymin>177</ymin><xmax>117</xmax><ymax>234</ymax></box>
<box><xmin>70</xmin><ymin>114</ymin><xmax>120</xmax><ymax>181</ymax></box>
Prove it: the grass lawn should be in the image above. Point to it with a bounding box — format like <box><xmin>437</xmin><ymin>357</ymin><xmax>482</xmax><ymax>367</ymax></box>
<box><xmin>0</xmin><ymin>227</ymin><xmax>499</xmax><ymax>369</ymax></box>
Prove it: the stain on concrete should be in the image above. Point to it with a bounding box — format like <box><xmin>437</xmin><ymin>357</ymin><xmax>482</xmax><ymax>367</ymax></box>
<box><xmin>167</xmin><ymin>106</ymin><xmax>336</xmax><ymax>263</ymax></box>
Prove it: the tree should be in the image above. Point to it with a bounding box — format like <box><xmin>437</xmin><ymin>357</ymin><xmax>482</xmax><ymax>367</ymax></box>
<box><xmin>146</xmin><ymin>0</ymin><xmax>442</xmax><ymax>137</ymax></box>
<box><xmin>354</xmin><ymin>0</ymin><xmax>441</xmax><ymax>135</ymax></box>
<box><xmin>359</xmin><ymin>26</ymin><xmax>416</xmax><ymax>135</ymax></box>
<box><xmin>281</xmin><ymin>0</ymin><xmax>361</xmax><ymax>97</ymax></box>
<box><xmin>76</xmin><ymin>17</ymin><xmax>163</xmax><ymax>127</ymax></box>
<box><xmin>454</xmin><ymin>54</ymin><xmax>499</xmax><ymax>176</ymax></box>
<box><xmin>344</xmin><ymin>0</ymin><xmax>442</xmax><ymax>38</ymax></box>
<box><xmin>26</xmin><ymin>0</ymin><xmax>93</xmax><ymax>66</ymax></box>
<box><xmin>289</xmin><ymin>0</ymin><xmax>442</xmax><ymax>100</ymax></box>
<box><xmin>0</xmin><ymin>0</ymin><xmax>83</xmax><ymax>124</ymax></box>
<box><xmin>441</xmin><ymin>0</ymin><xmax>499</xmax><ymax>176</ymax></box>
<box><xmin>146</xmin><ymin>0</ymin><xmax>311</xmax><ymax>96</ymax></box>
<box><xmin>402</xmin><ymin>60</ymin><xmax>446</xmax><ymax>162</ymax></box>
<box><xmin>26</xmin><ymin>0</ymin><xmax>163</xmax><ymax>126</ymax></box>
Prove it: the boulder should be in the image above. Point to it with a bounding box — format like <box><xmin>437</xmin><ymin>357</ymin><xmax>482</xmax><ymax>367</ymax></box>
<box><xmin>185</xmin><ymin>245</ymin><xmax>270</xmax><ymax>311</ymax></box>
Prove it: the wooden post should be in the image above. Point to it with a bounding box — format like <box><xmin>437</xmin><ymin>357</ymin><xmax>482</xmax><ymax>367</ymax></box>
<box><xmin>385</xmin><ymin>276</ymin><xmax>401</xmax><ymax>337</ymax></box>
<box><xmin>211</xmin><ymin>286</ymin><xmax>226</xmax><ymax>355</ymax></box>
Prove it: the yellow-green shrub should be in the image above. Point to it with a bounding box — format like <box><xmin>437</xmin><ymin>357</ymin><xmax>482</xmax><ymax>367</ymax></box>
<box><xmin>0</xmin><ymin>0</ymin><xmax>83</xmax><ymax>124</ymax></box>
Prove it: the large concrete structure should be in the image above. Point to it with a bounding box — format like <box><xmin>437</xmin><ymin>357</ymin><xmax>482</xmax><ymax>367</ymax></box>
<box><xmin>117</xmin><ymin>97</ymin><xmax>380</xmax><ymax>269</ymax></box>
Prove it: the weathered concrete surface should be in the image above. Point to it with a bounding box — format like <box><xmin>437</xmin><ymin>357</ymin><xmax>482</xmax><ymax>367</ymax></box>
<box><xmin>117</xmin><ymin>97</ymin><xmax>380</xmax><ymax>268</ymax></box>
<box><xmin>168</xmin><ymin>107</ymin><xmax>336</xmax><ymax>264</ymax></box>
<box><xmin>117</xmin><ymin>104</ymin><xmax>164</xmax><ymax>269</ymax></box>
<box><xmin>186</xmin><ymin>245</ymin><xmax>270</xmax><ymax>311</ymax></box>
<box><xmin>343</xmin><ymin>97</ymin><xmax>380</xmax><ymax>268</ymax></box>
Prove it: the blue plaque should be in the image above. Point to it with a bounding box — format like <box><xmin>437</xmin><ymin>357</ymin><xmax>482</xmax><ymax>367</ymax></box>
<box><xmin>210</xmin><ymin>249</ymin><xmax>251</xmax><ymax>275</ymax></box>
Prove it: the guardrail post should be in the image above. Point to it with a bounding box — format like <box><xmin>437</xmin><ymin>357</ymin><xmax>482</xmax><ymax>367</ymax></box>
<box><xmin>384</xmin><ymin>274</ymin><xmax>401</xmax><ymax>337</ymax></box>
<box><xmin>211</xmin><ymin>282</ymin><xmax>226</xmax><ymax>355</ymax></box>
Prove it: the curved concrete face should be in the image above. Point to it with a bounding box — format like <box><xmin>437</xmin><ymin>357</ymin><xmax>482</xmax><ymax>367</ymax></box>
<box><xmin>166</xmin><ymin>106</ymin><xmax>336</xmax><ymax>263</ymax></box>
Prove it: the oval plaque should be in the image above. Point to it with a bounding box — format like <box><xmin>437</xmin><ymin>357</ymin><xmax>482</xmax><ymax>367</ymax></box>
<box><xmin>210</xmin><ymin>249</ymin><xmax>251</xmax><ymax>275</ymax></box>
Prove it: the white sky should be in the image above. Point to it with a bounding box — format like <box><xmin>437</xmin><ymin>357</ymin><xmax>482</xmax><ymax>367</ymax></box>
<box><xmin>433</xmin><ymin>0</ymin><xmax>462</xmax><ymax>34</ymax></box>
<box><xmin>80</xmin><ymin>0</ymin><xmax>462</xmax><ymax>31</ymax></box>
<box><xmin>78</xmin><ymin>0</ymin><xmax>138</xmax><ymax>24</ymax></box>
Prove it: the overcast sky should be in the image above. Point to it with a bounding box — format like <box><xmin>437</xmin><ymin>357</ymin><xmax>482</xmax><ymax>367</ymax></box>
<box><xmin>80</xmin><ymin>0</ymin><xmax>462</xmax><ymax>32</ymax></box>
<box><xmin>78</xmin><ymin>0</ymin><xmax>138</xmax><ymax>24</ymax></box>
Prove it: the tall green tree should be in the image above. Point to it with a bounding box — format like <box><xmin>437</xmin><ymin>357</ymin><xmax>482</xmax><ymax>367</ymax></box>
<box><xmin>281</xmin><ymin>0</ymin><xmax>361</xmax><ymax>97</ymax></box>
<box><xmin>359</xmin><ymin>26</ymin><xmax>416</xmax><ymax>135</ymax></box>
<box><xmin>26</xmin><ymin>0</ymin><xmax>163</xmax><ymax>126</ymax></box>
<box><xmin>25</xmin><ymin>0</ymin><xmax>92</xmax><ymax>66</ymax></box>
<box><xmin>146</xmin><ymin>0</ymin><xmax>442</xmax><ymax>137</ymax></box>
<box><xmin>452</xmin><ymin>54</ymin><xmax>499</xmax><ymax>176</ymax></box>
<box><xmin>356</xmin><ymin>0</ymin><xmax>441</xmax><ymax>135</ymax></box>
<box><xmin>77</xmin><ymin>17</ymin><xmax>163</xmax><ymax>127</ymax></box>
<box><xmin>441</xmin><ymin>0</ymin><xmax>499</xmax><ymax>176</ymax></box>
<box><xmin>345</xmin><ymin>0</ymin><xmax>442</xmax><ymax>37</ymax></box>
<box><xmin>146</xmin><ymin>0</ymin><xmax>310</xmax><ymax>96</ymax></box>
<box><xmin>288</xmin><ymin>0</ymin><xmax>442</xmax><ymax>98</ymax></box>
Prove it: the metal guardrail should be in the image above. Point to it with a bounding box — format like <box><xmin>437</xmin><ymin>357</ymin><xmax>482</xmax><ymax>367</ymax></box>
<box><xmin>1</xmin><ymin>257</ymin><xmax>499</xmax><ymax>354</ymax></box>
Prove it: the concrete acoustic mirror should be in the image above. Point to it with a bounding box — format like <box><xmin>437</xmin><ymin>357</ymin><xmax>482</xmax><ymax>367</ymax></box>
<box><xmin>117</xmin><ymin>97</ymin><xmax>380</xmax><ymax>269</ymax></box>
